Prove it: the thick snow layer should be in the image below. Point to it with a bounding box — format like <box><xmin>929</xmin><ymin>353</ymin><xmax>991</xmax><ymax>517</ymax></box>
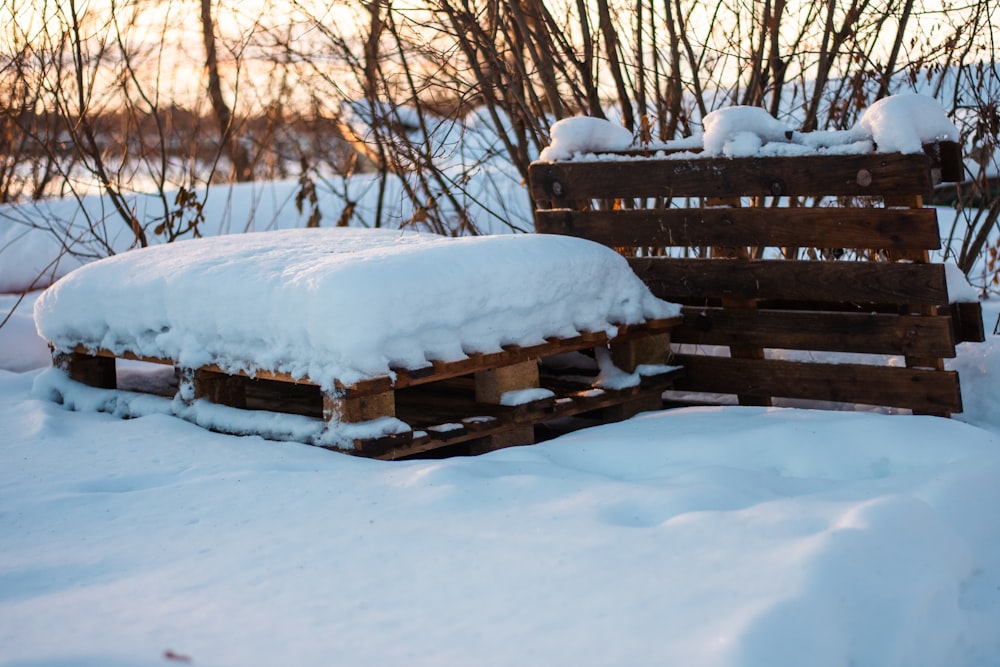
<box><xmin>859</xmin><ymin>93</ymin><xmax>960</xmax><ymax>153</ymax></box>
<box><xmin>945</xmin><ymin>261</ymin><xmax>981</xmax><ymax>301</ymax></box>
<box><xmin>33</xmin><ymin>228</ymin><xmax>678</xmax><ymax>390</ymax></box>
<box><xmin>538</xmin><ymin>116</ymin><xmax>634</xmax><ymax>161</ymax></box>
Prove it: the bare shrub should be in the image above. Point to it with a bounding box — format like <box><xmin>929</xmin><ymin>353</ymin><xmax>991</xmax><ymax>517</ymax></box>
<box><xmin>0</xmin><ymin>0</ymin><xmax>997</xmax><ymax>291</ymax></box>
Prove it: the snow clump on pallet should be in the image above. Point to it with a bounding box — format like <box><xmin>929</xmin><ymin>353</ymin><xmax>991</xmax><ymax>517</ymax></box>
<box><xmin>540</xmin><ymin>94</ymin><xmax>959</xmax><ymax>159</ymax></box>
<box><xmin>539</xmin><ymin>116</ymin><xmax>634</xmax><ymax>161</ymax></box>
<box><xmin>858</xmin><ymin>93</ymin><xmax>961</xmax><ymax>153</ymax></box>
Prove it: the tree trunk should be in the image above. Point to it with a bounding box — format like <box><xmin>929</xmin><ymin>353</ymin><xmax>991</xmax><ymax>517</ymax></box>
<box><xmin>200</xmin><ymin>0</ymin><xmax>251</xmax><ymax>182</ymax></box>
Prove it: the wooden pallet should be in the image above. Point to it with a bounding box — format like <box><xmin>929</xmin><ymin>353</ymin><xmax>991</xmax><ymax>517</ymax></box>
<box><xmin>54</xmin><ymin>317</ymin><xmax>682</xmax><ymax>459</ymax></box>
<box><xmin>528</xmin><ymin>141</ymin><xmax>985</xmax><ymax>417</ymax></box>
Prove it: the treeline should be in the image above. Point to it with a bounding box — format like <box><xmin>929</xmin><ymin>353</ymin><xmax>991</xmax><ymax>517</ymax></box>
<box><xmin>1</xmin><ymin>0</ymin><xmax>997</xmax><ymax>281</ymax></box>
<box><xmin>1</xmin><ymin>106</ymin><xmax>355</xmax><ymax>199</ymax></box>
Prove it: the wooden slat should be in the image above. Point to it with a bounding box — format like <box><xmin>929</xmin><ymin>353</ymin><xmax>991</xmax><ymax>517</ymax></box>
<box><xmin>535</xmin><ymin>207</ymin><xmax>942</xmax><ymax>251</ymax></box>
<box><xmin>59</xmin><ymin>352</ymin><xmax>117</xmax><ymax>389</ymax></box>
<box><xmin>672</xmin><ymin>354</ymin><xmax>962</xmax><ymax>414</ymax></box>
<box><xmin>629</xmin><ymin>258</ymin><xmax>950</xmax><ymax>306</ymax></box>
<box><xmin>529</xmin><ymin>152</ymin><xmax>935</xmax><ymax>204</ymax></box>
<box><xmin>672</xmin><ymin>306</ymin><xmax>957</xmax><ymax>357</ymax></box>
<box><xmin>194</xmin><ymin>369</ymin><xmax>247</xmax><ymax>409</ymax></box>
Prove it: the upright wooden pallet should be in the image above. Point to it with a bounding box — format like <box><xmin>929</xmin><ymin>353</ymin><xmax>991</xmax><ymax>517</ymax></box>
<box><xmin>529</xmin><ymin>141</ymin><xmax>985</xmax><ymax>416</ymax></box>
<box><xmin>55</xmin><ymin>317</ymin><xmax>682</xmax><ymax>459</ymax></box>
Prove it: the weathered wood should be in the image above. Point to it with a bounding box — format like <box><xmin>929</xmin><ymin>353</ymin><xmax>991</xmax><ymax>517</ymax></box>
<box><xmin>672</xmin><ymin>306</ymin><xmax>957</xmax><ymax>357</ymax></box>
<box><xmin>630</xmin><ymin>257</ymin><xmax>950</xmax><ymax>306</ymax></box>
<box><xmin>535</xmin><ymin>207</ymin><xmax>943</xmax><ymax>251</ymax></box>
<box><xmin>58</xmin><ymin>352</ymin><xmax>117</xmax><ymax>389</ymax></box>
<box><xmin>194</xmin><ymin>369</ymin><xmax>247</xmax><ymax>409</ymax></box>
<box><xmin>56</xmin><ymin>327</ymin><xmax>684</xmax><ymax>457</ymax></box>
<box><xmin>529</xmin><ymin>152</ymin><xmax>935</xmax><ymax>205</ymax></box>
<box><xmin>672</xmin><ymin>354</ymin><xmax>962</xmax><ymax>415</ymax></box>
<box><xmin>527</xmin><ymin>141</ymin><xmax>975</xmax><ymax>417</ymax></box>
<box><xmin>243</xmin><ymin>379</ymin><xmax>323</xmax><ymax>417</ymax></box>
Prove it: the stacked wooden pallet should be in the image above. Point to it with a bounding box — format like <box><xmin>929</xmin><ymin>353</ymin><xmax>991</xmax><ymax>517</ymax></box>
<box><xmin>529</xmin><ymin>141</ymin><xmax>985</xmax><ymax>416</ymax></box>
<box><xmin>56</xmin><ymin>317</ymin><xmax>682</xmax><ymax>459</ymax></box>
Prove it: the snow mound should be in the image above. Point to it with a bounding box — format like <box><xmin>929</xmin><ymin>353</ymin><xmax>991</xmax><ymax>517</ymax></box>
<box><xmin>858</xmin><ymin>93</ymin><xmax>960</xmax><ymax>153</ymax></box>
<box><xmin>539</xmin><ymin>116</ymin><xmax>634</xmax><ymax>161</ymax></box>
<box><xmin>34</xmin><ymin>228</ymin><xmax>678</xmax><ymax>390</ymax></box>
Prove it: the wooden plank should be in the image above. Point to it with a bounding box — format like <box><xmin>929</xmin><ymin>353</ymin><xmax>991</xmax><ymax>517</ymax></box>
<box><xmin>629</xmin><ymin>258</ymin><xmax>950</xmax><ymax>306</ymax></box>
<box><xmin>672</xmin><ymin>354</ymin><xmax>962</xmax><ymax>414</ymax></box>
<box><xmin>244</xmin><ymin>379</ymin><xmax>323</xmax><ymax>417</ymax></box>
<box><xmin>529</xmin><ymin>152</ymin><xmax>934</xmax><ymax>204</ymax></box>
<box><xmin>672</xmin><ymin>306</ymin><xmax>957</xmax><ymax>357</ymax></box>
<box><xmin>58</xmin><ymin>352</ymin><xmax>117</xmax><ymax>389</ymax></box>
<box><xmin>534</xmin><ymin>207</ymin><xmax>942</xmax><ymax>251</ymax></box>
<box><xmin>70</xmin><ymin>346</ymin><xmax>175</xmax><ymax>367</ymax></box>
<box><xmin>194</xmin><ymin>369</ymin><xmax>247</xmax><ymax>409</ymax></box>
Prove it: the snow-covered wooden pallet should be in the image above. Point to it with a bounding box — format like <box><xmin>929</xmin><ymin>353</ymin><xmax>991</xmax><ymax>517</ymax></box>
<box><xmin>529</xmin><ymin>108</ymin><xmax>986</xmax><ymax>417</ymax></box>
<box><xmin>35</xmin><ymin>229</ymin><xmax>685</xmax><ymax>458</ymax></box>
<box><xmin>54</xmin><ymin>318</ymin><xmax>682</xmax><ymax>459</ymax></box>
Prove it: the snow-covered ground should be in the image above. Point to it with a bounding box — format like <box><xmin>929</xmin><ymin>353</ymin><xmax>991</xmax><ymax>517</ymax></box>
<box><xmin>2</xmin><ymin>294</ymin><xmax>999</xmax><ymax>667</ymax></box>
<box><xmin>2</xmin><ymin>95</ymin><xmax>999</xmax><ymax>666</ymax></box>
